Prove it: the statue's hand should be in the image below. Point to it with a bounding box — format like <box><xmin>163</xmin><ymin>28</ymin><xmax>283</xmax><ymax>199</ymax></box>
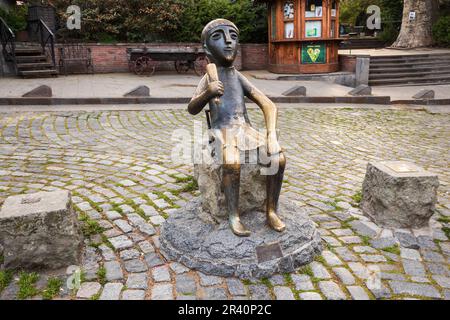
<box><xmin>207</xmin><ymin>81</ymin><xmax>224</xmax><ymax>100</ymax></box>
<box><xmin>267</xmin><ymin>133</ymin><xmax>281</xmax><ymax>155</ymax></box>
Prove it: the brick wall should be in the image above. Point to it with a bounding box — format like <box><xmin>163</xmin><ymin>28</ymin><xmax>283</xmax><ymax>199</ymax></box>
<box><xmin>55</xmin><ymin>43</ymin><xmax>246</xmax><ymax>74</ymax></box>
<box><xmin>240</xmin><ymin>44</ymin><xmax>268</xmax><ymax>70</ymax></box>
<box><xmin>339</xmin><ymin>55</ymin><xmax>357</xmax><ymax>73</ymax></box>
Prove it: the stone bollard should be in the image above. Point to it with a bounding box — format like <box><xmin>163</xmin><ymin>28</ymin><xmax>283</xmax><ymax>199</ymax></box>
<box><xmin>0</xmin><ymin>190</ymin><xmax>82</xmax><ymax>270</ymax></box>
<box><xmin>361</xmin><ymin>161</ymin><xmax>439</xmax><ymax>229</ymax></box>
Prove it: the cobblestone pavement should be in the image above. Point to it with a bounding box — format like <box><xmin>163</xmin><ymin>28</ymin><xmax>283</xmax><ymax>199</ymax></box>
<box><xmin>0</xmin><ymin>107</ymin><xmax>449</xmax><ymax>300</ymax></box>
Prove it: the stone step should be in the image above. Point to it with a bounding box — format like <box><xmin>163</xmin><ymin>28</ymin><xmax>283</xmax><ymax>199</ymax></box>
<box><xmin>17</xmin><ymin>62</ymin><xmax>54</xmax><ymax>70</ymax></box>
<box><xmin>369</xmin><ymin>69</ymin><xmax>450</xmax><ymax>80</ymax></box>
<box><xmin>370</xmin><ymin>59</ymin><xmax>450</xmax><ymax>69</ymax></box>
<box><xmin>14</xmin><ymin>48</ymin><xmax>43</xmax><ymax>56</ymax></box>
<box><xmin>369</xmin><ymin>53</ymin><xmax>450</xmax><ymax>61</ymax></box>
<box><xmin>369</xmin><ymin>74</ymin><xmax>450</xmax><ymax>86</ymax></box>
<box><xmin>15</xmin><ymin>55</ymin><xmax>47</xmax><ymax>63</ymax></box>
<box><xmin>19</xmin><ymin>69</ymin><xmax>58</xmax><ymax>78</ymax></box>
<box><xmin>369</xmin><ymin>65</ymin><xmax>450</xmax><ymax>74</ymax></box>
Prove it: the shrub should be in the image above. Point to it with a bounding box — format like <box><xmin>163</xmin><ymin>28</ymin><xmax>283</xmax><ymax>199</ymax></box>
<box><xmin>0</xmin><ymin>5</ymin><xmax>28</xmax><ymax>33</ymax></box>
<box><xmin>433</xmin><ymin>15</ymin><xmax>450</xmax><ymax>47</ymax></box>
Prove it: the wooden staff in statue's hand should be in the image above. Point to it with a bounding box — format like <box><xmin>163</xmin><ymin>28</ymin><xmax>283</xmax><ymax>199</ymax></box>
<box><xmin>206</xmin><ymin>63</ymin><xmax>223</xmax><ymax>105</ymax></box>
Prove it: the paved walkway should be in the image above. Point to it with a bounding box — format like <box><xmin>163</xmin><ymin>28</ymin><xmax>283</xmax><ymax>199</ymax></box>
<box><xmin>0</xmin><ymin>107</ymin><xmax>449</xmax><ymax>300</ymax></box>
<box><xmin>1</xmin><ymin>72</ymin><xmax>450</xmax><ymax>101</ymax></box>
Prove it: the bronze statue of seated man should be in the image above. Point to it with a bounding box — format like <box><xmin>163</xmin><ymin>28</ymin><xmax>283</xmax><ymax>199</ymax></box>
<box><xmin>188</xmin><ymin>19</ymin><xmax>286</xmax><ymax>237</ymax></box>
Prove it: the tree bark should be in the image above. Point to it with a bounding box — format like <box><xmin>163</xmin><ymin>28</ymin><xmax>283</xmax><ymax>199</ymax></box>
<box><xmin>391</xmin><ymin>0</ymin><xmax>439</xmax><ymax>48</ymax></box>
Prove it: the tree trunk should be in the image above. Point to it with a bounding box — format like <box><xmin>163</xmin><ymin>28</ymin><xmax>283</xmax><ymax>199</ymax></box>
<box><xmin>391</xmin><ymin>0</ymin><xmax>439</xmax><ymax>48</ymax></box>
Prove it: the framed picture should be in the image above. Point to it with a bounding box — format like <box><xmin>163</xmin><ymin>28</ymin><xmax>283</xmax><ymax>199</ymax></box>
<box><xmin>315</xmin><ymin>6</ymin><xmax>323</xmax><ymax>17</ymax></box>
<box><xmin>331</xmin><ymin>9</ymin><xmax>337</xmax><ymax>17</ymax></box>
<box><xmin>305</xmin><ymin>20</ymin><xmax>322</xmax><ymax>38</ymax></box>
<box><xmin>302</xmin><ymin>43</ymin><xmax>326</xmax><ymax>64</ymax></box>
<box><xmin>305</xmin><ymin>11</ymin><xmax>316</xmax><ymax>18</ymax></box>
<box><xmin>284</xmin><ymin>22</ymin><xmax>294</xmax><ymax>38</ymax></box>
<box><xmin>283</xmin><ymin>2</ymin><xmax>295</xmax><ymax>20</ymax></box>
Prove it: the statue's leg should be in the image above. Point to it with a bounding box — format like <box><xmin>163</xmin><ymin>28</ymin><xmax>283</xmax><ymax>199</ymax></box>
<box><xmin>223</xmin><ymin>146</ymin><xmax>251</xmax><ymax>237</ymax></box>
<box><xmin>266</xmin><ymin>152</ymin><xmax>286</xmax><ymax>232</ymax></box>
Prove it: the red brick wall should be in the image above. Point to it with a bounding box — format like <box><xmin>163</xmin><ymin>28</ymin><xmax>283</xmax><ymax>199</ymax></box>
<box><xmin>339</xmin><ymin>55</ymin><xmax>357</xmax><ymax>72</ymax></box>
<box><xmin>55</xmin><ymin>43</ymin><xmax>246</xmax><ymax>74</ymax></box>
<box><xmin>240</xmin><ymin>44</ymin><xmax>268</xmax><ymax>70</ymax></box>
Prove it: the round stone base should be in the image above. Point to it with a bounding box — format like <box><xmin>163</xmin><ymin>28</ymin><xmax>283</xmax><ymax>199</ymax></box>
<box><xmin>160</xmin><ymin>197</ymin><xmax>323</xmax><ymax>279</ymax></box>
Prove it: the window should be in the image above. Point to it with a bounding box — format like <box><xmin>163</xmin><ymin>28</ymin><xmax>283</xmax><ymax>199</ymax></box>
<box><xmin>305</xmin><ymin>20</ymin><xmax>322</xmax><ymax>38</ymax></box>
<box><xmin>305</xmin><ymin>0</ymin><xmax>323</xmax><ymax>18</ymax></box>
<box><xmin>331</xmin><ymin>0</ymin><xmax>337</xmax><ymax>17</ymax></box>
<box><xmin>283</xmin><ymin>1</ymin><xmax>295</xmax><ymax>39</ymax></box>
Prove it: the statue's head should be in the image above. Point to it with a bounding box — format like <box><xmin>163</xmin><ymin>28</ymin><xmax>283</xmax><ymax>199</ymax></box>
<box><xmin>202</xmin><ymin>19</ymin><xmax>239</xmax><ymax>67</ymax></box>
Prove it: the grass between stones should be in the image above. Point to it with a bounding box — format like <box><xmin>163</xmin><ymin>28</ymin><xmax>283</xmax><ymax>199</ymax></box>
<box><xmin>96</xmin><ymin>266</ymin><xmax>107</xmax><ymax>285</ymax></box>
<box><xmin>78</xmin><ymin>212</ymin><xmax>105</xmax><ymax>237</ymax></box>
<box><xmin>42</xmin><ymin>277</ymin><xmax>63</xmax><ymax>300</ymax></box>
<box><xmin>0</xmin><ymin>270</ymin><xmax>14</xmax><ymax>294</ymax></box>
<box><xmin>382</xmin><ymin>245</ymin><xmax>401</xmax><ymax>255</ymax></box>
<box><xmin>17</xmin><ymin>272</ymin><xmax>39</xmax><ymax>300</ymax></box>
<box><xmin>351</xmin><ymin>191</ymin><xmax>362</xmax><ymax>207</ymax></box>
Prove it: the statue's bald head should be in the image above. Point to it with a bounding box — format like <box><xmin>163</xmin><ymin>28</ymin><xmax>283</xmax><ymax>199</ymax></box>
<box><xmin>201</xmin><ymin>19</ymin><xmax>239</xmax><ymax>45</ymax></box>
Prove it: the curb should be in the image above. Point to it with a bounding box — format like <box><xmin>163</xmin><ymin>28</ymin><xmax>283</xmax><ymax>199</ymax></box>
<box><xmin>0</xmin><ymin>96</ymin><xmax>392</xmax><ymax>106</ymax></box>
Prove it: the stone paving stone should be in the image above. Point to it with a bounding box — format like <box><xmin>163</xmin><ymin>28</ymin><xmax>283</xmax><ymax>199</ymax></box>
<box><xmin>99</xmin><ymin>245</ymin><xmax>116</xmax><ymax>261</ymax></box>
<box><xmin>100</xmin><ymin>283</ymin><xmax>123</xmax><ymax>300</ymax></box>
<box><xmin>322</xmin><ymin>251</ymin><xmax>343</xmax><ymax>266</ymax></box>
<box><xmin>299</xmin><ymin>292</ymin><xmax>322</xmax><ymax>300</ymax></box>
<box><xmin>104</xmin><ymin>261</ymin><xmax>123</xmax><ymax>281</ymax></box>
<box><xmin>138</xmin><ymin>241</ymin><xmax>155</xmax><ymax>254</ymax></box>
<box><xmin>198</xmin><ymin>273</ymin><xmax>223</xmax><ymax>287</ymax></box>
<box><xmin>402</xmin><ymin>260</ymin><xmax>427</xmax><ymax>277</ymax></box>
<box><xmin>269</xmin><ymin>274</ymin><xmax>285</xmax><ymax>286</ymax></box>
<box><xmin>273</xmin><ymin>286</ymin><xmax>295</xmax><ymax>300</ymax></box>
<box><xmin>76</xmin><ymin>282</ymin><xmax>102</xmax><ymax>299</ymax></box>
<box><xmin>114</xmin><ymin>219</ymin><xmax>133</xmax><ymax>233</ymax></box>
<box><xmin>366</xmin><ymin>281</ymin><xmax>391</xmax><ymax>300</ymax></box>
<box><xmin>389</xmin><ymin>281</ymin><xmax>441</xmax><ymax>299</ymax></box>
<box><xmin>122</xmin><ymin>290</ymin><xmax>146</xmax><ymax>300</ymax></box>
<box><xmin>152</xmin><ymin>284</ymin><xmax>174</xmax><ymax>300</ymax></box>
<box><xmin>310</xmin><ymin>262</ymin><xmax>332</xmax><ymax>279</ymax></box>
<box><xmin>350</xmin><ymin>220</ymin><xmax>381</xmax><ymax>238</ymax></box>
<box><xmin>360</xmin><ymin>254</ymin><xmax>387</xmax><ymax>263</ymax></box>
<box><xmin>401</xmin><ymin>248</ymin><xmax>422</xmax><ymax>261</ymax></box>
<box><xmin>425</xmin><ymin>262</ymin><xmax>450</xmax><ymax>276</ymax></box>
<box><xmin>347</xmin><ymin>286</ymin><xmax>370</xmax><ymax>300</ymax></box>
<box><xmin>339</xmin><ymin>236</ymin><xmax>362</xmax><ymax>244</ymax></box>
<box><xmin>291</xmin><ymin>274</ymin><xmax>314</xmax><ymax>291</ymax></box>
<box><xmin>126</xmin><ymin>273</ymin><xmax>148</xmax><ymax>290</ymax></box>
<box><xmin>124</xmin><ymin>259</ymin><xmax>148</xmax><ymax>273</ymax></box>
<box><xmin>149</xmin><ymin>215</ymin><xmax>166</xmax><ymax>226</ymax></box>
<box><xmin>203</xmin><ymin>287</ymin><xmax>228</xmax><ymax>300</ymax></box>
<box><xmin>152</xmin><ymin>265</ymin><xmax>171</xmax><ymax>282</ymax></box>
<box><xmin>332</xmin><ymin>267</ymin><xmax>355</xmax><ymax>285</ymax></box>
<box><xmin>144</xmin><ymin>252</ymin><xmax>164</xmax><ymax>268</ymax></box>
<box><xmin>421</xmin><ymin>250</ymin><xmax>445</xmax><ymax>263</ymax></box>
<box><xmin>318</xmin><ymin>281</ymin><xmax>346</xmax><ymax>300</ymax></box>
<box><xmin>109</xmin><ymin>235</ymin><xmax>133</xmax><ymax>250</ymax></box>
<box><xmin>175</xmin><ymin>274</ymin><xmax>197</xmax><ymax>295</ymax></box>
<box><xmin>226</xmin><ymin>278</ymin><xmax>246</xmax><ymax>296</ymax></box>
<box><xmin>432</xmin><ymin>275</ymin><xmax>450</xmax><ymax>289</ymax></box>
<box><xmin>348</xmin><ymin>262</ymin><xmax>369</xmax><ymax>280</ymax></box>
<box><xmin>170</xmin><ymin>262</ymin><xmax>190</xmax><ymax>274</ymax></box>
<box><xmin>248</xmin><ymin>285</ymin><xmax>272</xmax><ymax>300</ymax></box>
<box><xmin>120</xmin><ymin>249</ymin><xmax>141</xmax><ymax>261</ymax></box>
<box><xmin>334</xmin><ymin>247</ymin><xmax>359</xmax><ymax>262</ymax></box>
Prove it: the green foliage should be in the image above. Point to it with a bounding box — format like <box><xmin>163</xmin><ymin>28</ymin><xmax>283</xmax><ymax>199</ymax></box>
<box><xmin>42</xmin><ymin>277</ymin><xmax>63</xmax><ymax>300</ymax></box>
<box><xmin>382</xmin><ymin>245</ymin><xmax>400</xmax><ymax>255</ymax></box>
<box><xmin>0</xmin><ymin>270</ymin><xmax>14</xmax><ymax>293</ymax></box>
<box><xmin>17</xmin><ymin>272</ymin><xmax>40</xmax><ymax>300</ymax></box>
<box><xmin>351</xmin><ymin>191</ymin><xmax>362</xmax><ymax>206</ymax></box>
<box><xmin>96</xmin><ymin>266</ymin><xmax>107</xmax><ymax>285</ymax></box>
<box><xmin>433</xmin><ymin>16</ymin><xmax>450</xmax><ymax>47</ymax></box>
<box><xmin>0</xmin><ymin>4</ymin><xmax>28</xmax><ymax>32</ymax></box>
<box><xmin>340</xmin><ymin>0</ymin><xmax>403</xmax><ymax>26</ymax></box>
<box><xmin>78</xmin><ymin>212</ymin><xmax>105</xmax><ymax>237</ymax></box>
<box><xmin>172</xmin><ymin>0</ymin><xmax>268</xmax><ymax>43</ymax></box>
<box><xmin>47</xmin><ymin>0</ymin><xmax>267</xmax><ymax>43</ymax></box>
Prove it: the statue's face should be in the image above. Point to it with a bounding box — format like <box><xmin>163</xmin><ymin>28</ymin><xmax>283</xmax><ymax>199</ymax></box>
<box><xmin>205</xmin><ymin>25</ymin><xmax>239</xmax><ymax>67</ymax></box>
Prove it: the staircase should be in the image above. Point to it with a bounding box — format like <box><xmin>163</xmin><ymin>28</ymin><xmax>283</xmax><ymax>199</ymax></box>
<box><xmin>1</xmin><ymin>17</ymin><xmax>57</xmax><ymax>78</ymax></box>
<box><xmin>369</xmin><ymin>53</ymin><xmax>450</xmax><ymax>86</ymax></box>
<box><xmin>15</xmin><ymin>43</ymin><xmax>57</xmax><ymax>78</ymax></box>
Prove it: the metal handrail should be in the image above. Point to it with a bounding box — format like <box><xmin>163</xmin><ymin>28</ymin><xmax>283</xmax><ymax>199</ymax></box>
<box><xmin>29</xmin><ymin>18</ymin><xmax>56</xmax><ymax>68</ymax></box>
<box><xmin>0</xmin><ymin>17</ymin><xmax>17</xmax><ymax>75</ymax></box>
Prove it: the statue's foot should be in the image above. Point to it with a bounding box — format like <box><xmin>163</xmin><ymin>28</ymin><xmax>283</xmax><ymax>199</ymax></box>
<box><xmin>229</xmin><ymin>216</ymin><xmax>251</xmax><ymax>237</ymax></box>
<box><xmin>267</xmin><ymin>212</ymin><xmax>286</xmax><ymax>232</ymax></box>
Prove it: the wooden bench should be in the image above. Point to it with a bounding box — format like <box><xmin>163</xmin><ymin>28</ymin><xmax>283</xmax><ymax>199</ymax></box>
<box><xmin>58</xmin><ymin>44</ymin><xmax>94</xmax><ymax>75</ymax></box>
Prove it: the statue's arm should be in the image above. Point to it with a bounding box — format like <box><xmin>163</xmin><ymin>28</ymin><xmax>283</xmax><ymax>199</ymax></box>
<box><xmin>238</xmin><ymin>72</ymin><xmax>281</xmax><ymax>154</ymax></box>
<box><xmin>188</xmin><ymin>75</ymin><xmax>211</xmax><ymax>115</ymax></box>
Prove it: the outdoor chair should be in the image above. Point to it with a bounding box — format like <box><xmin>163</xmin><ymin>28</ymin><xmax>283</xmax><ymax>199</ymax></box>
<box><xmin>59</xmin><ymin>43</ymin><xmax>94</xmax><ymax>75</ymax></box>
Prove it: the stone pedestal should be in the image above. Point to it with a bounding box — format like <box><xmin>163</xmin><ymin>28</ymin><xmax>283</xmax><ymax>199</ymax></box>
<box><xmin>0</xmin><ymin>191</ymin><xmax>82</xmax><ymax>270</ymax></box>
<box><xmin>160</xmin><ymin>197</ymin><xmax>322</xmax><ymax>279</ymax></box>
<box><xmin>194</xmin><ymin>160</ymin><xmax>267</xmax><ymax>221</ymax></box>
<box><xmin>361</xmin><ymin>161</ymin><xmax>439</xmax><ymax>229</ymax></box>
